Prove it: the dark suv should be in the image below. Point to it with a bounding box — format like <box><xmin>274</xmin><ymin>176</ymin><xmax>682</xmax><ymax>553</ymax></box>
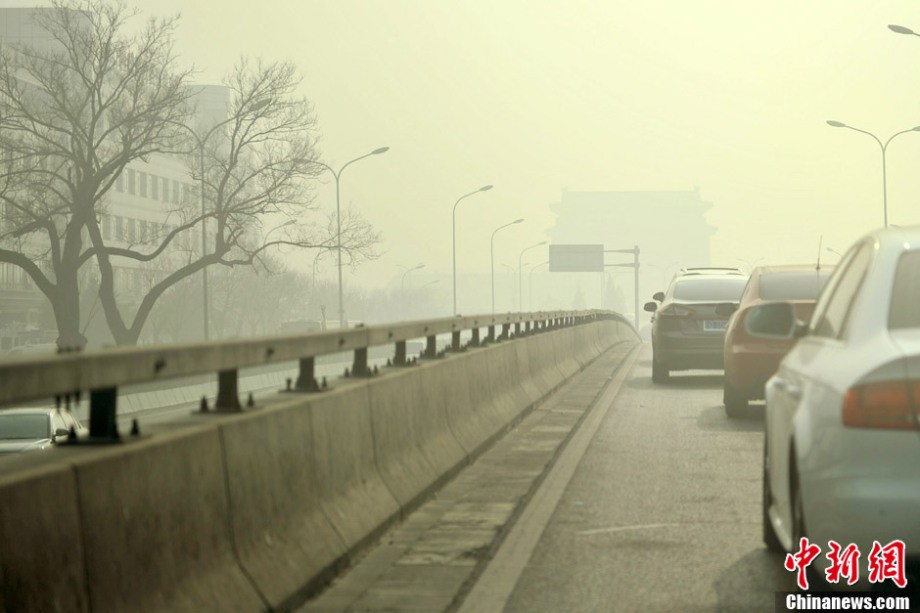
<box><xmin>644</xmin><ymin>271</ymin><xmax>748</xmax><ymax>382</ymax></box>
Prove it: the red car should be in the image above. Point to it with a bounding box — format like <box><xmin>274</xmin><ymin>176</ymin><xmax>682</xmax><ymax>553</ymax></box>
<box><xmin>721</xmin><ymin>264</ymin><xmax>834</xmax><ymax>417</ymax></box>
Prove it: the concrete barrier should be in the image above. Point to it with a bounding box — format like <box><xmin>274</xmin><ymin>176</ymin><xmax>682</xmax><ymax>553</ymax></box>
<box><xmin>366</xmin><ymin>368</ymin><xmax>440</xmax><ymax>508</ymax></box>
<box><xmin>73</xmin><ymin>426</ymin><xmax>265</xmax><ymax>613</ymax></box>
<box><xmin>0</xmin><ymin>317</ymin><xmax>638</xmax><ymax>612</ymax></box>
<box><xmin>307</xmin><ymin>383</ymin><xmax>402</xmax><ymax>554</ymax></box>
<box><xmin>0</xmin><ymin>463</ymin><xmax>88</xmax><ymax>613</ymax></box>
<box><xmin>219</xmin><ymin>400</ymin><xmax>347</xmax><ymax>611</ymax></box>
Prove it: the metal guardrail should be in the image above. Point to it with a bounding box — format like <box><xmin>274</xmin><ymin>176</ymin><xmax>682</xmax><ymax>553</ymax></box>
<box><xmin>0</xmin><ymin>310</ymin><xmax>622</xmax><ymax>442</ymax></box>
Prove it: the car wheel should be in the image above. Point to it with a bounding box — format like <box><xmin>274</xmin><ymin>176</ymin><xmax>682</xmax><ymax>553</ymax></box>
<box><xmin>652</xmin><ymin>355</ymin><xmax>670</xmax><ymax>383</ymax></box>
<box><xmin>762</xmin><ymin>433</ymin><xmax>783</xmax><ymax>552</ymax></box>
<box><xmin>723</xmin><ymin>380</ymin><xmax>748</xmax><ymax>418</ymax></box>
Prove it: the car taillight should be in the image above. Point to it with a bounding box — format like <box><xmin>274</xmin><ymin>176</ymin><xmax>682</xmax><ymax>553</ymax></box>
<box><xmin>842</xmin><ymin>380</ymin><xmax>920</xmax><ymax>429</ymax></box>
<box><xmin>659</xmin><ymin>305</ymin><xmax>695</xmax><ymax>317</ymax></box>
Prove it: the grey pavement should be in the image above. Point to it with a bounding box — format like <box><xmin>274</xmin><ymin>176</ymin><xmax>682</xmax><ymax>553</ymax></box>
<box><xmin>298</xmin><ymin>341</ymin><xmax>640</xmax><ymax>612</ymax></box>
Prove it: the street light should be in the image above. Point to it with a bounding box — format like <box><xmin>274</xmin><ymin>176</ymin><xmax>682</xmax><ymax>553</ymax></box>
<box><xmin>889</xmin><ymin>24</ymin><xmax>920</xmax><ymax>37</ymax></box>
<box><xmin>452</xmin><ymin>184</ymin><xmax>493</xmax><ymax>314</ymax></box>
<box><xmin>826</xmin><ymin>247</ymin><xmax>842</xmax><ymax>258</ymax></box>
<box><xmin>312</xmin><ymin>146</ymin><xmax>389</xmax><ymax>328</ymax></box>
<box><xmin>400</xmin><ymin>263</ymin><xmax>425</xmax><ymax>292</ymax></box>
<box><xmin>528</xmin><ymin>260</ymin><xmax>549</xmax><ymax>311</ymax></box>
<box><xmin>518</xmin><ymin>241</ymin><xmax>547</xmax><ymax>312</ymax></box>
<box><xmin>169</xmin><ymin>97</ymin><xmax>270</xmax><ymax>341</ymax></box>
<box><xmin>490</xmin><ymin>218</ymin><xmax>524</xmax><ymax>313</ymax></box>
<box><xmin>826</xmin><ymin>120</ymin><xmax>920</xmax><ymax>228</ymax></box>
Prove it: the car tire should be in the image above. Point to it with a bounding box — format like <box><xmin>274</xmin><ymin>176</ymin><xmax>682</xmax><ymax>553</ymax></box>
<box><xmin>652</xmin><ymin>355</ymin><xmax>670</xmax><ymax>383</ymax></box>
<box><xmin>762</xmin><ymin>433</ymin><xmax>783</xmax><ymax>552</ymax></box>
<box><xmin>723</xmin><ymin>380</ymin><xmax>748</xmax><ymax>418</ymax></box>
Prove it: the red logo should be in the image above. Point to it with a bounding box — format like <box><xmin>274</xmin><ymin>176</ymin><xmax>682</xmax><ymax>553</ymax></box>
<box><xmin>783</xmin><ymin>539</ymin><xmax>908</xmax><ymax>590</ymax></box>
<box><xmin>785</xmin><ymin>537</ymin><xmax>822</xmax><ymax>590</ymax></box>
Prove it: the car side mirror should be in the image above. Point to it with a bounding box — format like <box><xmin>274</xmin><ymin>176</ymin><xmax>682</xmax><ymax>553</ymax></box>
<box><xmin>54</xmin><ymin>428</ymin><xmax>69</xmax><ymax>437</ymax></box>
<box><xmin>652</xmin><ymin>291</ymin><xmax>665</xmax><ymax>302</ymax></box>
<box><xmin>643</xmin><ymin>301</ymin><xmax>658</xmax><ymax>313</ymax></box>
<box><xmin>745</xmin><ymin>302</ymin><xmax>803</xmax><ymax>338</ymax></box>
<box><xmin>714</xmin><ymin>303</ymin><xmax>738</xmax><ymax>316</ymax></box>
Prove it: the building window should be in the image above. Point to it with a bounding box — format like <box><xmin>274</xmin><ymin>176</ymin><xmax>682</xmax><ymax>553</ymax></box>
<box><xmin>115</xmin><ymin>216</ymin><xmax>124</xmax><ymax>241</ymax></box>
<box><xmin>172</xmin><ymin>180</ymin><xmax>180</xmax><ymax>204</ymax></box>
<box><xmin>126</xmin><ymin>218</ymin><xmax>136</xmax><ymax>242</ymax></box>
<box><xmin>116</xmin><ymin>172</ymin><xmax>124</xmax><ymax>192</ymax></box>
<box><xmin>102</xmin><ymin>215</ymin><xmax>111</xmax><ymax>240</ymax></box>
<box><xmin>151</xmin><ymin>175</ymin><xmax>159</xmax><ymax>200</ymax></box>
<box><xmin>139</xmin><ymin>220</ymin><xmax>147</xmax><ymax>243</ymax></box>
<box><xmin>127</xmin><ymin>169</ymin><xmax>136</xmax><ymax>195</ymax></box>
<box><xmin>138</xmin><ymin>172</ymin><xmax>147</xmax><ymax>198</ymax></box>
<box><xmin>161</xmin><ymin>177</ymin><xmax>169</xmax><ymax>202</ymax></box>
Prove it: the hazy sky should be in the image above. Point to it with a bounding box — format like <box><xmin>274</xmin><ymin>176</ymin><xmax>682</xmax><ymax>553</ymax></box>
<box><xmin>8</xmin><ymin>1</ymin><xmax>920</xmax><ymax>302</ymax></box>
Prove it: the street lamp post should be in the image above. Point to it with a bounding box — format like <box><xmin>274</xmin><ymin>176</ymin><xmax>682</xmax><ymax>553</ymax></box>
<box><xmin>452</xmin><ymin>185</ymin><xmax>493</xmax><ymax>315</ymax></box>
<box><xmin>518</xmin><ymin>241</ymin><xmax>547</xmax><ymax>312</ymax></box>
<box><xmin>490</xmin><ymin>218</ymin><xmax>524</xmax><ymax>313</ymax></box>
<box><xmin>400</xmin><ymin>263</ymin><xmax>425</xmax><ymax>292</ymax></box>
<box><xmin>169</xmin><ymin>98</ymin><xmax>270</xmax><ymax>341</ymax></box>
<box><xmin>528</xmin><ymin>260</ymin><xmax>549</xmax><ymax>311</ymax></box>
<box><xmin>312</xmin><ymin>147</ymin><xmax>389</xmax><ymax>328</ymax></box>
<box><xmin>826</xmin><ymin>120</ymin><xmax>920</xmax><ymax>228</ymax></box>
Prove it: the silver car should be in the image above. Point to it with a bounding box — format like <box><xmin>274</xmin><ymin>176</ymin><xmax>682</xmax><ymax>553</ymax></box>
<box><xmin>0</xmin><ymin>408</ymin><xmax>86</xmax><ymax>455</ymax></box>
<box><xmin>757</xmin><ymin>226</ymin><xmax>920</xmax><ymax>589</ymax></box>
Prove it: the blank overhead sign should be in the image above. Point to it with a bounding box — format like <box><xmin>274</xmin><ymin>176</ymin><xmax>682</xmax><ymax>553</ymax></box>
<box><xmin>549</xmin><ymin>244</ymin><xmax>604</xmax><ymax>272</ymax></box>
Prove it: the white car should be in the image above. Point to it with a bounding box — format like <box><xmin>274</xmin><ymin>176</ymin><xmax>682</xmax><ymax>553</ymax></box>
<box><xmin>758</xmin><ymin>226</ymin><xmax>920</xmax><ymax>586</ymax></box>
<box><xmin>0</xmin><ymin>408</ymin><xmax>86</xmax><ymax>455</ymax></box>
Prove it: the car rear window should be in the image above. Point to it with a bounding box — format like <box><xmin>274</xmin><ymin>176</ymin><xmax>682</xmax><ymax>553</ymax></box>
<box><xmin>672</xmin><ymin>277</ymin><xmax>747</xmax><ymax>301</ymax></box>
<box><xmin>759</xmin><ymin>270</ymin><xmax>833</xmax><ymax>301</ymax></box>
<box><xmin>889</xmin><ymin>250</ymin><xmax>920</xmax><ymax>329</ymax></box>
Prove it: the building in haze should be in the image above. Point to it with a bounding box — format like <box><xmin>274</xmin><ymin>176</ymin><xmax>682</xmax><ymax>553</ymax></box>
<box><xmin>543</xmin><ymin>188</ymin><xmax>718</xmax><ymax>325</ymax></box>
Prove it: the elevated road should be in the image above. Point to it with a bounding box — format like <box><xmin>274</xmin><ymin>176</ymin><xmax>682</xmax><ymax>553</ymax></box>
<box><xmin>302</xmin><ymin>344</ymin><xmax>797</xmax><ymax>612</ymax></box>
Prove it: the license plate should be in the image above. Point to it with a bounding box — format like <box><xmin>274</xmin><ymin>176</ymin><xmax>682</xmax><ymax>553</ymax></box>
<box><xmin>703</xmin><ymin>320</ymin><xmax>727</xmax><ymax>332</ymax></box>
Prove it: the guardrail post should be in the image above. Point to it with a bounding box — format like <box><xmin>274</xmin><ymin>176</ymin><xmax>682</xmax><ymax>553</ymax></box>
<box><xmin>425</xmin><ymin>335</ymin><xmax>437</xmax><ymax>358</ymax></box>
<box><xmin>215</xmin><ymin>369</ymin><xmax>242</xmax><ymax>412</ymax></box>
<box><xmin>501</xmin><ymin>323</ymin><xmax>511</xmax><ymax>339</ymax></box>
<box><xmin>451</xmin><ymin>330</ymin><xmax>461</xmax><ymax>352</ymax></box>
<box><xmin>394</xmin><ymin>340</ymin><xmax>407</xmax><ymax>365</ymax></box>
<box><xmin>471</xmin><ymin>327</ymin><xmax>480</xmax><ymax>346</ymax></box>
<box><xmin>514</xmin><ymin>322</ymin><xmax>522</xmax><ymax>336</ymax></box>
<box><xmin>487</xmin><ymin>325</ymin><xmax>495</xmax><ymax>343</ymax></box>
<box><xmin>353</xmin><ymin>347</ymin><xmax>368</xmax><ymax>376</ymax></box>
<box><xmin>295</xmin><ymin>357</ymin><xmax>318</xmax><ymax>391</ymax></box>
<box><xmin>89</xmin><ymin>387</ymin><xmax>119</xmax><ymax>440</ymax></box>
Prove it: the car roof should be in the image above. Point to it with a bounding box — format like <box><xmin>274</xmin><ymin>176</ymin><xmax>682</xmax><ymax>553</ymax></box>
<box><xmin>750</xmin><ymin>264</ymin><xmax>833</xmax><ymax>275</ymax></box>
<box><xmin>673</xmin><ymin>273</ymin><xmax>748</xmax><ymax>282</ymax></box>
<box><xmin>0</xmin><ymin>407</ymin><xmax>59</xmax><ymax>416</ymax></box>
<box><xmin>675</xmin><ymin>267</ymin><xmax>745</xmax><ymax>276</ymax></box>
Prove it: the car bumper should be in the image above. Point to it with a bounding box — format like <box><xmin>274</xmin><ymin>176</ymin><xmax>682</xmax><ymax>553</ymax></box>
<box><xmin>724</xmin><ymin>347</ymin><xmax>786</xmax><ymax>398</ymax></box>
<box><xmin>798</xmin><ymin>428</ymin><xmax>920</xmax><ymax>558</ymax></box>
<box><xmin>654</xmin><ymin>334</ymin><xmax>725</xmax><ymax>370</ymax></box>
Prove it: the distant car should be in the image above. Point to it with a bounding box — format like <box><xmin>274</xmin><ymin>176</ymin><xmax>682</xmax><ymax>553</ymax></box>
<box><xmin>0</xmin><ymin>408</ymin><xmax>86</xmax><ymax>455</ymax></box>
<box><xmin>644</xmin><ymin>271</ymin><xmax>749</xmax><ymax>382</ymax></box>
<box><xmin>759</xmin><ymin>226</ymin><xmax>920</xmax><ymax>584</ymax></box>
<box><xmin>674</xmin><ymin>266</ymin><xmax>747</xmax><ymax>278</ymax></box>
<box><xmin>721</xmin><ymin>265</ymin><xmax>834</xmax><ymax>417</ymax></box>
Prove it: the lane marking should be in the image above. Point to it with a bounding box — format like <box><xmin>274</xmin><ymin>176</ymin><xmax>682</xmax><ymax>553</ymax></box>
<box><xmin>575</xmin><ymin>523</ymin><xmax>683</xmax><ymax>536</ymax></box>
<box><xmin>456</xmin><ymin>345</ymin><xmax>641</xmax><ymax>613</ymax></box>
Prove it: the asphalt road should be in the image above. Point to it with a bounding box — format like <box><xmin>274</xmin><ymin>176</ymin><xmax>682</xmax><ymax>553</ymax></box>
<box><xmin>495</xmin><ymin>344</ymin><xmax>797</xmax><ymax>612</ymax></box>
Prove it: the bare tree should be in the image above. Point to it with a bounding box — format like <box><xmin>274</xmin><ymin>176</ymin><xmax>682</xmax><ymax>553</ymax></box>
<box><xmin>0</xmin><ymin>0</ymin><xmax>194</xmax><ymax>348</ymax></box>
<box><xmin>0</xmin><ymin>0</ymin><xmax>382</xmax><ymax>348</ymax></box>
